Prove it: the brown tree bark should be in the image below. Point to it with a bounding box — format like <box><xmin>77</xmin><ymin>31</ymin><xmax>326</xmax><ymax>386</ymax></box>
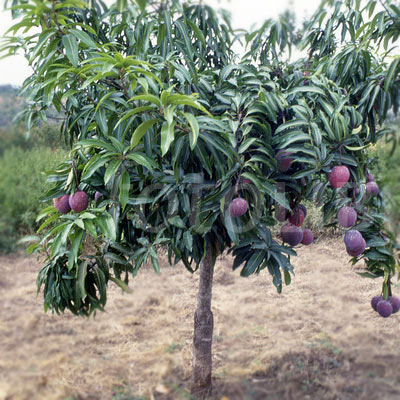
<box><xmin>191</xmin><ymin>245</ymin><xmax>214</xmax><ymax>398</ymax></box>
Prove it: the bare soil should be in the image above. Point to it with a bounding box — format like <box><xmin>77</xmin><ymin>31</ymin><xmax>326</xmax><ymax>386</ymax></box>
<box><xmin>0</xmin><ymin>238</ymin><xmax>400</xmax><ymax>400</ymax></box>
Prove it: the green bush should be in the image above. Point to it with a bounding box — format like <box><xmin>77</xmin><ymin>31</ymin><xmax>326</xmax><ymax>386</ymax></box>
<box><xmin>370</xmin><ymin>137</ymin><xmax>400</xmax><ymax>236</ymax></box>
<box><xmin>0</xmin><ymin>146</ymin><xmax>67</xmax><ymax>252</ymax></box>
<box><xmin>0</xmin><ymin>123</ymin><xmax>67</xmax><ymax>155</ymax></box>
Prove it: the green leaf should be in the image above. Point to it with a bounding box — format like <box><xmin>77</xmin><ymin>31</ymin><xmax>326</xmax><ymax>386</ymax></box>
<box><xmin>224</xmin><ymin>210</ymin><xmax>239</xmax><ymax>243</ymax></box>
<box><xmin>187</xmin><ymin>19</ymin><xmax>206</xmax><ymax>47</ymax></box>
<box><xmin>95</xmin><ymin>91</ymin><xmax>117</xmax><ymax>113</ymax></box>
<box><xmin>165</xmin><ymin>94</ymin><xmax>211</xmax><ymax>116</ymax></box>
<box><xmin>151</xmin><ymin>254</ymin><xmax>160</xmax><ymax>274</ymax></box>
<box><xmin>92</xmin><ymin>265</ymin><xmax>107</xmax><ymax>307</ymax></box>
<box><xmin>114</xmin><ymin>106</ymin><xmax>156</xmax><ymax>130</ymax></box>
<box><xmin>27</xmin><ymin>242</ymin><xmax>39</xmax><ymax>255</ymax></box>
<box><xmin>275</xmin><ymin>120</ymin><xmax>308</xmax><ymax>135</ymax></box>
<box><xmin>384</xmin><ymin>58</ymin><xmax>400</xmax><ymax>93</ymax></box>
<box><xmin>84</xmin><ymin>220</ymin><xmax>97</xmax><ymax>238</ymax></box>
<box><xmin>183</xmin><ymin>231</ymin><xmax>193</xmax><ymax>252</ymax></box>
<box><xmin>240</xmin><ymin>172</ymin><xmax>289</xmax><ymax>209</ymax></box>
<box><xmin>62</xmin><ymin>34</ymin><xmax>79</xmax><ymax>67</ymax></box>
<box><xmin>356</xmin><ymin>271</ymin><xmax>381</xmax><ymax>279</ymax></box>
<box><xmin>51</xmin><ymin>223</ymin><xmax>73</xmax><ymax>257</ymax></box>
<box><xmin>37</xmin><ymin>213</ymin><xmax>60</xmax><ymax>233</ymax></box>
<box><xmin>82</xmin><ymin>154</ymin><xmax>110</xmax><ymax>180</ymax></box>
<box><xmin>104</xmin><ymin>159</ymin><xmax>122</xmax><ymax>185</ymax></box>
<box><xmin>175</xmin><ymin>19</ymin><xmax>194</xmax><ymax>59</ymax></box>
<box><xmin>68</xmin><ymin>229</ymin><xmax>84</xmax><ymax>271</ymax></box>
<box><xmin>135</xmin><ymin>0</ymin><xmax>146</xmax><ymax>11</ymax></box>
<box><xmin>272</xmin><ymin>131</ymin><xmax>310</xmax><ymax>148</ymax></box>
<box><xmin>284</xmin><ymin>269</ymin><xmax>291</xmax><ymax>285</ymax></box>
<box><xmin>130</xmin><ymin>119</ymin><xmax>159</xmax><ymax>149</ymax></box>
<box><xmin>241</xmin><ymin>250</ymin><xmax>266</xmax><ymax>277</ymax></box>
<box><xmin>119</xmin><ymin>169</ymin><xmax>130</xmax><ymax>210</ymax></box>
<box><xmin>116</xmin><ymin>0</ymin><xmax>127</xmax><ymax>12</ymax></box>
<box><xmin>129</xmin><ymin>94</ymin><xmax>161</xmax><ymax>107</ymax></box>
<box><xmin>109</xmin><ymin>276</ymin><xmax>132</xmax><ymax>293</ymax></box>
<box><xmin>96</xmin><ymin>215</ymin><xmax>116</xmax><ymax>241</ymax></box>
<box><xmin>36</xmin><ymin>205</ymin><xmax>57</xmax><ymax>222</ymax></box>
<box><xmin>161</xmin><ymin>121</ymin><xmax>175</xmax><ymax>156</ymax></box>
<box><xmin>28</xmin><ymin>31</ymin><xmax>57</xmax><ymax>62</ymax></box>
<box><xmin>77</xmin><ymin>260</ymin><xmax>88</xmax><ymax>300</ymax></box>
<box><xmin>77</xmin><ymin>139</ymin><xmax>117</xmax><ymax>153</ymax></box>
<box><xmin>286</xmin><ymin>86</ymin><xmax>325</xmax><ymax>97</ymax></box>
<box><xmin>366</xmin><ymin>237</ymin><xmax>387</xmax><ymax>247</ymax></box>
<box><xmin>69</xmin><ymin>28</ymin><xmax>99</xmax><ymax>49</ymax></box>
<box><xmin>125</xmin><ymin>152</ymin><xmax>158</xmax><ymax>170</ymax></box>
<box><xmin>168</xmin><ymin>216</ymin><xmax>186</xmax><ymax>229</ymax></box>
<box><xmin>184</xmin><ymin>113</ymin><xmax>199</xmax><ymax>149</ymax></box>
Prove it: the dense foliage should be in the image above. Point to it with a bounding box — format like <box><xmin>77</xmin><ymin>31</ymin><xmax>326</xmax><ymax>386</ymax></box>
<box><xmin>1</xmin><ymin>0</ymin><xmax>399</xmax><ymax>317</ymax></box>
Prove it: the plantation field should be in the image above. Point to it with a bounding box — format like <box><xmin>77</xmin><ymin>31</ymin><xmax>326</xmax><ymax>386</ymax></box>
<box><xmin>0</xmin><ymin>238</ymin><xmax>399</xmax><ymax>400</ymax></box>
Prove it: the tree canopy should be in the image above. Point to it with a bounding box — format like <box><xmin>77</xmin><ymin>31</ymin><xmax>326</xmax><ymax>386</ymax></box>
<box><xmin>1</xmin><ymin>0</ymin><xmax>399</xmax><ymax>316</ymax></box>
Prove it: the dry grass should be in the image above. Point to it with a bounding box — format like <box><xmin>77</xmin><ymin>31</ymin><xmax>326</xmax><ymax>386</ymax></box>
<box><xmin>0</xmin><ymin>238</ymin><xmax>400</xmax><ymax>400</ymax></box>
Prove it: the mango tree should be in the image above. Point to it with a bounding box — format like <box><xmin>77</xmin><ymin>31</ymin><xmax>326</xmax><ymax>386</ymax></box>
<box><xmin>2</xmin><ymin>0</ymin><xmax>400</xmax><ymax>396</ymax></box>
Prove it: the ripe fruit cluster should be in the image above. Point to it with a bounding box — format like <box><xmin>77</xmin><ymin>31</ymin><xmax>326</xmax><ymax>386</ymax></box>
<box><xmin>279</xmin><ymin>205</ymin><xmax>314</xmax><ymax>247</ymax></box>
<box><xmin>371</xmin><ymin>295</ymin><xmax>400</xmax><ymax>318</ymax></box>
<box><xmin>338</xmin><ymin>206</ymin><xmax>366</xmax><ymax>257</ymax></box>
<box><xmin>333</xmin><ymin>170</ymin><xmax>380</xmax><ymax>258</ymax></box>
<box><xmin>53</xmin><ymin>191</ymin><xmax>89</xmax><ymax>214</ymax></box>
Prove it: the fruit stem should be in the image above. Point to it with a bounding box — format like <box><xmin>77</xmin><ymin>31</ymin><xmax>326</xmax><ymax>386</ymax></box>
<box><xmin>338</xmin><ymin>144</ymin><xmax>343</xmax><ymax>165</ymax></box>
<box><xmin>234</xmin><ymin>181</ymin><xmax>240</xmax><ymax>195</ymax></box>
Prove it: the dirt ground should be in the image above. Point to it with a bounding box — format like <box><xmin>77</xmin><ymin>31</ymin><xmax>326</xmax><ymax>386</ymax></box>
<box><xmin>0</xmin><ymin>238</ymin><xmax>399</xmax><ymax>400</ymax></box>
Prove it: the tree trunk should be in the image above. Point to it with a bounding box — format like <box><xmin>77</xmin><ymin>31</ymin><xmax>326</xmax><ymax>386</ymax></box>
<box><xmin>191</xmin><ymin>246</ymin><xmax>214</xmax><ymax>398</ymax></box>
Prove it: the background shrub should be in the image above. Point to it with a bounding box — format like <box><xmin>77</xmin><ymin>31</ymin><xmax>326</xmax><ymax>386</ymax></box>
<box><xmin>0</xmin><ymin>146</ymin><xmax>67</xmax><ymax>252</ymax></box>
<box><xmin>0</xmin><ymin>84</ymin><xmax>68</xmax><ymax>252</ymax></box>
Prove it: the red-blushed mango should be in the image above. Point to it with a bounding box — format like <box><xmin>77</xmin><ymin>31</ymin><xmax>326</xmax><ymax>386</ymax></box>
<box><xmin>328</xmin><ymin>165</ymin><xmax>350</xmax><ymax>188</ymax></box>
<box><xmin>301</xmin><ymin>229</ymin><xmax>314</xmax><ymax>245</ymax></box>
<box><xmin>69</xmin><ymin>191</ymin><xmax>89</xmax><ymax>213</ymax></box>
<box><xmin>345</xmin><ymin>238</ymin><xmax>366</xmax><ymax>257</ymax></box>
<box><xmin>388</xmin><ymin>296</ymin><xmax>400</xmax><ymax>314</ymax></box>
<box><xmin>229</xmin><ymin>197</ymin><xmax>248</xmax><ymax>218</ymax></box>
<box><xmin>371</xmin><ymin>295</ymin><xmax>383</xmax><ymax>311</ymax></box>
<box><xmin>344</xmin><ymin>229</ymin><xmax>366</xmax><ymax>257</ymax></box>
<box><xmin>338</xmin><ymin>206</ymin><xmax>357</xmax><ymax>228</ymax></box>
<box><xmin>276</xmin><ymin>205</ymin><xmax>289</xmax><ymax>222</ymax></box>
<box><xmin>377</xmin><ymin>300</ymin><xmax>393</xmax><ymax>318</ymax></box>
<box><xmin>298</xmin><ymin>204</ymin><xmax>307</xmax><ymax>218</ymax></box>
<box><xmin>366</xmin><ymin>181</ymin><xmax>379</xmax><ymax>196</ymax></box>
<box><xmin>281</xmin><ymin>223</ymin><xmax>303</xmax><ymax>246</ymax></box>
<box><xmin>275</xmin><ymin>150</ymin><xmax>294</xmax><ymax>172</ymax></box>
<box><xmin>288</xmin><ymin>208</ymin><xmax>305</xmax><ymax>227</ymax></box>
<box><xmin>53</xmin><ymin>194</ymin><xmax>71</xmax><ymax>214</ymax></box>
